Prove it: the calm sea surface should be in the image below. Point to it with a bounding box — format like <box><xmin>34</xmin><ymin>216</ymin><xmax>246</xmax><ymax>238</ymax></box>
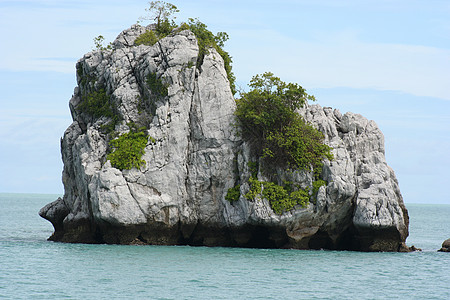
<box><xmin>0</xmin><ymin>193</ymin><xmax>449</xmax><ymax>299</ymax></box>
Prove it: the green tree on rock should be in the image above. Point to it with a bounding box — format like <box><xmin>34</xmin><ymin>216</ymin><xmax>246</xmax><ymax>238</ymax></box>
<box><xmin>136</xmin><ymin>1</ymin><xmax>236</xmax><ymax>95</ymax></box>
<box><xmin>140</xmin><ymin>1</ymin><xmax>179</xmax><ymax>34</ymax></box>
<box><xmin>235</xmin><ymin>72</ymin><xmax>333</xmax><ymax>175</ymax></box>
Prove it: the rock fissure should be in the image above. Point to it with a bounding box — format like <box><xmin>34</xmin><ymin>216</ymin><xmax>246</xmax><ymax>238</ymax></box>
<box><xmin>210</xmin><ymin>59</ymin><xmax>229</xmax><ymax>82</ymax></box>
<box><xmin>126</xmin><ymin>182</ymin><xmax>150</xmax><ymax>219</ymax></box>
<box><xmin>157</xmin><ymin>41</ymin><xmax>170</xmax><ymax>69</ymax></box>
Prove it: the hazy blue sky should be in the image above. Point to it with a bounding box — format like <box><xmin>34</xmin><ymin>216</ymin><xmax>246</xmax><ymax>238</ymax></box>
<box><xmin>0</xmin><ymin>0</ymin><xmax>449</xmax><ymax>204</ymax></box>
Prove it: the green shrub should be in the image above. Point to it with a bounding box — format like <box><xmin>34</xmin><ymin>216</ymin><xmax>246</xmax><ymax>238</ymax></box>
<box><xmin>135</xmin><ymin>30</ymin><xmax>159</xmax><ymax>46</ymax></box>
<box><xmin>77</xmin><ymin>66</ymin><xmax>97</xmax><ymax>91</ymax></box>
<box><xmin>289</xmin><ymin>189</ymin><xmax>310</xmax><ymax>208</ymax></box>
<box><xmin>247</xmin><ymin>161</ymin><xmax>258</xmax><ymax>178</ymax></box>
<box><xmin>265</xmin><ymin>115</ymin><xmax>334</xmax><ymax>173</ymax></box>
<box><xmin>136</xmin><ymin>73</ymin><xmax>169</xmax><ymax>126</ymax></box>
<box><xmin>146</xmin><ymin>73</ymin><xmax>168</xmax><ymax>97</ymax></box>
<box><xmin>99</xmin><ymin>120</ymin><xmax>118</xmax><ymax>135</ymax></box>
<box><xmin>77</xmin><ymin>75</ymin><xmax>120</xmax><ymax>133</ymax></box>
<box><xmin>107</xmin><ymin>127</ymin><xmax>148</xmax><ymax>170</ymax></box>
<box><xmin>245</xmin><ymin>176</ymin><xmax>262</xmax><ymax>201</ymax></box>
<box><xmin>156</xmin><ymin>18</ymin><xmax>177</xmax><ymax>36</ymax></box>
<box><xmin>312</xmin><ymin>179</ymin><xmax>326</xmax><ymax>195</ymax></box>
<box><xmin>134</xmin><ymin>19</ymin><xmax>177</xmax><ymax>46</ymax></box>
<box><xmin>177</xmin><ymin>23</ymin><xmax>189</xmax><ymax>32</ymax></box>
<box><xmin>235</xmin><ymin>72</ymin><xmax>333</xmax><ymax>174</ymax></box>
<box><xmin>245</xmin><ymin>175</ymin><xmax>309</xmax><ymax>215</ymax></box>
<box><xmin>93</xmin><ymin>35</ymin><xmax>113</xmax><ymax>51</ymax></box>
<box><xmin>311</xmin><ymin>179</ymin><xmax>327</xmax><ymax>204</ymax></box>
<box><xmin>76</xmin><ymin>69</ymin><xmax>115</xmax><ymax>122</ymax></box>
<box><xmin>186</xmin><ymin>18</ymin><xmax>236</xmax><ymax>95</ymax></box>
<box><xmin>78</xmin><ymin>88</ymin><xmax>113</xmax><ymax>119</ymax></box>
<box><xmin>263</xmin><ymin>181</ymin><xmax>309</xmax><ymax>214</ymax></box>
<box><xmin>260</xmin><ymin>181</ymin><xmax>292</xmax><ymax>214</ymax></box>
<box><xmin>225</xmin><ymin>185</ymin><xmax>241</xmax><ymax>203</ymax></box>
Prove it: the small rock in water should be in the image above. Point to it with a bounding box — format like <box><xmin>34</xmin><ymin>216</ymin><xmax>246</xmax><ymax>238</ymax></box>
<box><xmin>438</xmin><ymin>238</ymin><xmax>450</xmax><ymax>252</ymax></box>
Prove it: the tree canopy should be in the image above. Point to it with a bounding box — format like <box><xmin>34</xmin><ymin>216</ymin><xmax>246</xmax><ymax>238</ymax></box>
<box><xmin>141</xmin><ymin>1</ymin><xmax>179</xmax><ymax>29</ymax></box>
<box><xmin>235</xmin><ymin>72</ymin><xmax>333</xmax><ymax>175</ymax></box>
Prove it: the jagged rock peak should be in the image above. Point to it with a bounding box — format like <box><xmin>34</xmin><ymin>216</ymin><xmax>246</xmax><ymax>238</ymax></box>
<box><xmin>40</xmin><ymin>24</ymin><xmax>412</xmax><ymax>252</ymax></box>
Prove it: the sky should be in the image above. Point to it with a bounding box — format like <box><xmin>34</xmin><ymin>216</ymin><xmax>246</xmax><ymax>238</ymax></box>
<box><xmin>0</xmin><ymin>0</ymin><xmax>449</xmax><ymax>204</ymax></box>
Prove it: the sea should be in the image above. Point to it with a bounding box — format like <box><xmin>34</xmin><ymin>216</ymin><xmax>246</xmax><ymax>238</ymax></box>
<box><xmin>0</xmin><ymin>193</ymin><xmax>449</xmax><ymax>299</ymax></box>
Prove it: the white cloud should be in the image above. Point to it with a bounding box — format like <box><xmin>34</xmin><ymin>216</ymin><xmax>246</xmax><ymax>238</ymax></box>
<box><xmin>0</xmin><ymin>111</ymin><xmax>71</xmax><ymax>145</ymax></box>
<box><xmin>3</xmin><ymin>59</ymin><xmax>76</xmax><ymax>73</ymax></box>
<box><xmin>1</xmin><ymin>0</ymin><xmax>449</xmax><ymax>101</ymax></box>
<box><xmin>0</xmin><ymin>1</ymin><xmax>144</xmax><ymax>73</ymax></box>
<box><xmin>230</xmin><ymin>29</ymin><xmax>450</xmax><ymax>100</ymax></box>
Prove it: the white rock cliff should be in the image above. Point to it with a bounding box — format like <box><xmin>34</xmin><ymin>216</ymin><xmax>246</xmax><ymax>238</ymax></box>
<box><xmin>40</xmin><ymin>25</ymin><xmax>411</xmax><ymax>251</ymax></box>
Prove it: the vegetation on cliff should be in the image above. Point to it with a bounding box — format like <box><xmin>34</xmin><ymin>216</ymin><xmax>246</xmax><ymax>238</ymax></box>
<box><xmin>135</xmin><ymin>1</ymin><xmax>236</xmax><ymax>94</ymax></box>
<box><xmin>229</xmin><ymin>72</ymin><xmax>334</xmax><ymax>214</ymax></box>
<box><xmin>235</xmin><ymin>72</ymin><xmax>333</xmax><ymax>172</ymax></box>
<box><xmin>75</xmin><ymin>69</ymin><xmax>155</xmax><ymax>171</ymax></box>
<box><xmin>76</xmin><ymin>67</ymin><xmax>120</xmax><ymax>133</ymax></box>
<box><xmin>107</xmin><ymin>124</ymin><xmax>155</xmax><ymax>170</ymax></box>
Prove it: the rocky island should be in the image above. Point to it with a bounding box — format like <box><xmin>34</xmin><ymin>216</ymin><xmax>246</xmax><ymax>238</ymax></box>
<box><xmin>40</xmin><ymin>17</ymin><xmax>412</xmax><ymax>252</ymax></box>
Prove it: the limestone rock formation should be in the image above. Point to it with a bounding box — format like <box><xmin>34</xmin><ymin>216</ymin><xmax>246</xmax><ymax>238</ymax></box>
<box><xmin>40</xmin><ymin>24</ymin><xmax>411</xmax><ymax>251</ymax></box>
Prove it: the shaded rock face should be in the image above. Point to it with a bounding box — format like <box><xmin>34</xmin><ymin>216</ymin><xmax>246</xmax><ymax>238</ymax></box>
<box><xmin>40</xmin><ymin>24</ymin><xmax>410</xmax><ymax>251</ymax></box>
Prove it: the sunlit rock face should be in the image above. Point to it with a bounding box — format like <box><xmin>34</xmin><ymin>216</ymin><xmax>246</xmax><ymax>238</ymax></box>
<box><xmin>39</xmin><ymin>24</ymin><xmax>410</xmax><ymax>252</ymax></box>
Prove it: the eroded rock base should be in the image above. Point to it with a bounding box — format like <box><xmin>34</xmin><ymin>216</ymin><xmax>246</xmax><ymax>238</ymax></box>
<box><xmin>45</xmin><ymin>219</ymin><xmax>413</xmax><ymax>252</ymax></box>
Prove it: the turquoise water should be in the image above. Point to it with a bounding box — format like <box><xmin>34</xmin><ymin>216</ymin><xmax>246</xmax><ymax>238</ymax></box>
<box><xmin>1</xmin><ymin>194</ymin><xmax>449</xmax><ymax>299</ymax></box>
